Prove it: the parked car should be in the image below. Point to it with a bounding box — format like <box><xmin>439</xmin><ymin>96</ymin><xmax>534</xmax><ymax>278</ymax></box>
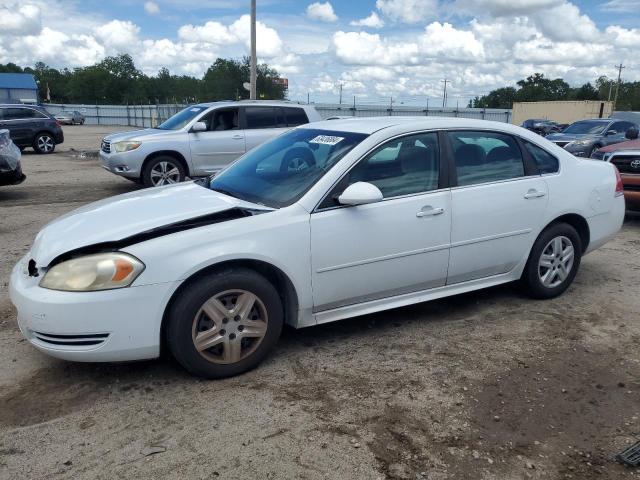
<box><xmin>55</xmin><ymin>110</ymin><xmax>85</xmax><ymax>125</ymax></box>
<box><xmin>546</xmin><ymin>118</ymin><xmax>638</xmax><ymax>157</ymax></box>
<box><xmin>592</xmin><ymin>126</ymin><xmax>640</xmax><ymax>211</ymax></box>
<box><xmin>521</xmin><ymin>118</ymin><xmax>563</xmax><ymax>136</ymax></box>
<box><xmin>0</xmin><ymin>104</ymin><xmax>64</xmax><ymax>154</ymax></box>
<box><xmin>11</xmin><ymin>117</ymin><xmax>624</xmax><ymax>378</ymax></box>
<box><xmin>100</xmin><ymin>101</ymin><xmax>322</xmax><ymax>187</ymax></box>
<box><xmin>0</xmin><ymin>129</ymin><xmax>25</xmax><ymax>186</ymax></box>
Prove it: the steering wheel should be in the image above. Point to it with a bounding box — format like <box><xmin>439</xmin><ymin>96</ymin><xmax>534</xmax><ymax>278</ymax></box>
<box><xmin>280</xmin><ymin>147</ymin><xmax>316</xmax><ymax>173</ymax></box>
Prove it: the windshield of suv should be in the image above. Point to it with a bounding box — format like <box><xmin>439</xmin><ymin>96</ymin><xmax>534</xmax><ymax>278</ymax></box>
<box><xmin>562</xmin><ymin>121</ymin><xmax>609</xmax><ymax>135</ymax></box>
<box><xmin>157</xmin><ymin>106</ymin><xmax>207</xmax><ymax>130</ymax></box>
<box><xmin>208</xmin><ymin>128</ymin><xmax>368</xmax><ymax>208</ymax></box>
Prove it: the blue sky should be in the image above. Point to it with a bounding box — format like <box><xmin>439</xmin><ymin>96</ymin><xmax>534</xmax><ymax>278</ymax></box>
<box><xmin>1</xmin><ymin>0</ymin><xmax>639</xmax><ymax>105</ymax></box>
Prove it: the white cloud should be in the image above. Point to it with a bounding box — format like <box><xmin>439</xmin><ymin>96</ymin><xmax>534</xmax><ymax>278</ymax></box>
<box><xmin>95</xmin><ymin>20</ymin><xmax>140</xmax><ymax>53</ymax></box>
<box><xmin>453</xmin><ymin>0</ymin><xmax>559</xmax><ymax>17</ymax></box>
<box><xmin>0</xmin><ymin>4</ymin><xmax>41</xmax><ymax>35</ymax></box>
<box><xmin>419</xmin><ymin>22</ymin><xmax>484</xmax><ymax>62</ymax></box>
<box><xmin>350</xmin><ymin>12</ymin><xmax>385</xmax><ymax>28</ymax></box>
<box><xmin>531</xmin><ymin>2</ymin><xmax>599</xmax><ymax>42</ymax></box>
<box><xmin>375</xmin><ymin>0</ymin><xmax>438</xmax><ymax>24</ymax></box>
<box><xmin>333</xmin><ymin>31</ymin><xmax>420</xmax><ymax>66</ymax></box>
<box><xmin>306</xmin><ymin>2</ymin><xmax>338</xmax><ymax>22</ymax></box>
<box><xmin>600</xmin><ymin>0</ymin><xmax>638</xmax><ymax>12</ymax></box>
<box><xmin>144</xmin><ymin>1</ymin><xmax>160</xmax><ymax>15</ymax></box>
<box><xmin>605</xmin><ymin>25</ymin><xmax>640</xmax><ymax>48</ymax></box>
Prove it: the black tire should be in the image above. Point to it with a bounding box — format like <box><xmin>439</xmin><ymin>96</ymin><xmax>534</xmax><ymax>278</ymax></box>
<box><xmin>142</xmin><ymin>155</ymin><xmax>186</xmax><ymax>187</ymax></box>
<box><xmin>166</xmin><ymin>268</ymin><xmax>284</xmax><ymax>379</ymax></box>
<box><xmin>521</xmin><ymin>222</ymin><xmax>582</xmax><ymax>299</ymax></box>
<box><xmin>32</xmin><ymin>133</ymin><xmax>56</xmax><ymax>154</ymax></box>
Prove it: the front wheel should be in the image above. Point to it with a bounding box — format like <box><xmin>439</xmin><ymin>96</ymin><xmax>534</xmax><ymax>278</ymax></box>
<box><xmin>33</xmin><ymin>133</ymin><xmax>55</xmax><ymax>154</ymax></box>
<box><xmin>142</xmin><ymin>156</ymin><xmax>185</xmax><ymax>187</ymax></box>
<box><xmin>166</xmin><ymin>269</ymin><xmax>284</xmax><ymax>379</ymax></box>
<box><xmin>521</xmin><ymin>223</ymin><xmax>582</xmax><ymax>299</ymax></box>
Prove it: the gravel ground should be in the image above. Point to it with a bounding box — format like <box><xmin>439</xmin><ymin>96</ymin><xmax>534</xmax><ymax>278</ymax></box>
<box><xmin>0</xmin><ymin>125</ymin><xmax>639</xmax><ymax>480</ymax></box>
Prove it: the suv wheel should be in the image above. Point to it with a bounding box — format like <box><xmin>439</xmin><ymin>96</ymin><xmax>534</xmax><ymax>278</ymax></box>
<box><xmin>142</xmin><ymin>156</ymin><xmax>185</xmax><ymax>187</ymax></box>
<box><xmin>167</xmin><ymin>268</ymin><xmax>284</xmax><ymax>378</ymax></box>
<box><xmin>521</xmin><ymin>223</ymin><xmax>582</xmax><ymax>299</ymax></box>
<box><xmin>33</xmin><ymin>133</ymin><xmax>55</xmax><ymax>154</ymax></box>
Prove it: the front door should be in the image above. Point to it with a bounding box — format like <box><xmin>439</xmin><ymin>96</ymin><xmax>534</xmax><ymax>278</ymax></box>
<box><xmin>310</xmin><ymin>131</ymin><xmax>451</xmax><ymax>311</ymax></box>
<box><xmin>188</xmin><ymin>107</ymin><xmax>245</xmax><ymax>175</ymax></box>
<box><xmin>445</xmin><ymin>130</ymin><xmax>549</xmax><ymax>284</ymax></box>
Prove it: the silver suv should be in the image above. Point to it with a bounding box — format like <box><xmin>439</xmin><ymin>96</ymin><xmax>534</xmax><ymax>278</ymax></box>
<box><xmin>100</xmin><ymin>101</ymin><xmax>322</xmax><ymax>187</ymax></box>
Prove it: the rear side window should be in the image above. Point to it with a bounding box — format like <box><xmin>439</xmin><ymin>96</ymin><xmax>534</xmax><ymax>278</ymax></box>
<box><xmin>448</xmin><ymin>131</ymin><xmax>525</xmax><ymax>187</ymax></box>
<box><xmin>245</xmin><ymin>107</ymin><xmax>279</xmax><ymax>129</ymax></box>
<box><xmin>283</xmin><ymin>107</ymin><xmax>309</xmax><ymax>127</ymax></box>
<box><xmin>523</xmin><ymin>141</ymin><xmax>559</xmax><ymax>174</ymax></box>
<box><xmin>4</xmin><ymin>108</ymin><xmax>36</xmax><ymax>120</ymax></box>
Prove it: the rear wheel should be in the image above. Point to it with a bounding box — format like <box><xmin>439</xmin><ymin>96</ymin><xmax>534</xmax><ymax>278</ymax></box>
<box><xmin>142</xmin><ymin>156</ymin><xmax>185</xmax><ymax>187</ymax></box>
<box><xmin>521</xmin><ymin>223</ymin><xmax>582</xmax><ymax>299</ymax></box>
<box><xmin>33</xmin><ymin>133</ymin><xmax>55</xmax><ymax>154</ymax></box>
<box><xmin>167</xmin><ymin>268</ymin><xmax>283</xmax><ymax>378</ymax></box>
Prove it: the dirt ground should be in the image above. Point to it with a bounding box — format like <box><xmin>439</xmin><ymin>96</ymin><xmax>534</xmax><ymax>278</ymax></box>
<box><xmin>0</xmin><ymin>125</ymin><xmax>639</xmax><ymax>480</ymax></box>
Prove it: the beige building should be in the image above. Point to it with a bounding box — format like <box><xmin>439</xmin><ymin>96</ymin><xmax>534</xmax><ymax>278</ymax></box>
<box><xmin>511</xmin><ymin>100</ymin><xmax>614</xmax><ymax>126</ymax></box>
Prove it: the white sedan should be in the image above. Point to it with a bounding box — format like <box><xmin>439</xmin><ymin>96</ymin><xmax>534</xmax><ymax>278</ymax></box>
<box><xmin>10</xmin><ymin>117</ymin><xmax>625</xmax><ymax>378</ymax></box>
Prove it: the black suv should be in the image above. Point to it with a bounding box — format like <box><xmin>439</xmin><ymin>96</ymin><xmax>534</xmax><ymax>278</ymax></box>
<box><xmin>0</xmin><ymin>104</ymin><xmax>64</xmax><ymax>154</ymax></box>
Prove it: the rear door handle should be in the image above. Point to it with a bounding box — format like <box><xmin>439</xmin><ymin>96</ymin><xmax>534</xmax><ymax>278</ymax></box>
<box><xmin>232</xmin><ymin>134</ymin><xmax>243</xmax><ymax>140</ymax></box>
<box><xmin>416</xmin><ymin>206</ymin><xmax>444</xmax><ymax>217</ymax></box>
<box><xmin>524</xmin><ymin>190</ymin><xmax>546</xmax><ymax>199</ymax></box>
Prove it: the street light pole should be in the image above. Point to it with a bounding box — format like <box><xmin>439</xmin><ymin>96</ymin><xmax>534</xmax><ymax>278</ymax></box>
<box><xmin>250</xmin><ymin>0</ymin><xmax>257</xmax><ymax>100</ymax></box>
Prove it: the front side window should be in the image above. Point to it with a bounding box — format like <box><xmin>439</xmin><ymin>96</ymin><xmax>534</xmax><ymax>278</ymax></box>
<box><xmin>4</xmin><ymin>108</ymin><xmax>34</xmax><ymax>120</ymax></box>
<box><xmin>245</xmin><ymin>107</ymin><xmax>280</xmax><ymax>129</ymax></box>
<box><xmin>523</xmin><ymin>141</ymin><xmax>559</xmax><ymax>174</ymax></box>
<box><xmin>449</xmin><ymin>131</ymin><xmax>525</xmax><ymax>187</ymax></box>
<box><xmin>208</xmin><ymin>128</ymin><xmax>368</xmax><ymax>208</ymax></box>
<box><xmin>157</xmin><ymin>106</ymin><xmax>208</xmax><ymax>130</ymax></box>
<box><xmin>200</xmin><ymin>108</ymin><xmax>239</xmax><ymax>131</ymax></box>
<box><xmin>339</xmin><ymin>132</ymin><xmax>440</xmax><ymax>199</ymax></box>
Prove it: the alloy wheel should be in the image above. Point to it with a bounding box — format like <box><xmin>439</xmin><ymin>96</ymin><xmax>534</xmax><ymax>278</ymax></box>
<box><xmin>192</xmin><ymin>289</ymin><xmax>268</xmax><ymax>364</ymax></box>
<box><xmin>37</xmin><ymin>135</ymin><xmax>54</xmax><ymax>153</ymax></box>
<box><xmin>150</xmin><ymin>161</ymin><xmax>181</xmax><ymax>186</ymax></box>
<box><xmin>538</xmin><ymin>235</ymin><xmax>575</xmax><ymax>288</ymax></box>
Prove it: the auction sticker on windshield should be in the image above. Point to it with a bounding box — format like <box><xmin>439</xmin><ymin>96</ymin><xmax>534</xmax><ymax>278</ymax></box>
<box><xmin>309</xmin><ymin>135</ymin><xmax>344</xmax><ymax>145</ymax></box>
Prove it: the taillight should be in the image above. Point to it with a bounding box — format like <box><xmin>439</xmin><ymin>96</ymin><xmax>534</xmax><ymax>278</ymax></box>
<box><xmin>55</xmin><ymin>120</ymin><xmax>61</xmax><ymax>127</ymax></box>
<box><xmin>614</xmin><ymin>165</ymin><xmax>624</xmax><ymax>197</ymax></box>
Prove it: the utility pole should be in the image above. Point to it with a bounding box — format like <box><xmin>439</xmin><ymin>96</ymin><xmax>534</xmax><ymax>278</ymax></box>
<box><xmin>613</xmin><ymin>63</ymin><xmax>625</xmax><ymax>109</ymax></box>
<box><xmin>338</xmin><ymin>82</ymin><xmax>343</xmax><ymax>104</ymax></box>
<box><xmin>307</xmin><ymin>92</ymin><xmax>310</xmax><ymax>104</ymax></box>
<box><xmin>441</xmin><ymin>78</ymin><xmax>450</xmax><ymax>107</ymax></box>
<box><xmin>249</xmin><ymin>0</ymin><xmax>257</xmax><ymax>100</ymax></box>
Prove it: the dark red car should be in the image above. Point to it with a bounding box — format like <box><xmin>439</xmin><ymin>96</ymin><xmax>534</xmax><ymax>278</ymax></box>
<box><xmin>592</xmin><ymin>130</ymin><xmax>640</xmax><ymax>211</ymax></box>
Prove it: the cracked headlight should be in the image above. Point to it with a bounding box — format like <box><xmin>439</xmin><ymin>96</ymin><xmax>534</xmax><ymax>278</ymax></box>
<box><xmin>112</xmin><ymin>141</ymin><xmax>142</xmax><ymax>153</ymax></box>
<box><xmin>40</xmin><ymin>253</ymin><xmax>145</xmax><ymax>291</ymax></box>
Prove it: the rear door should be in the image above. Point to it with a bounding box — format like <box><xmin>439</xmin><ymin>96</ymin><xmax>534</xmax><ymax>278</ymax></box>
<box><xmin>188</xmin><ymin>107</ymin><xmax>245</xmax><ymax>175</ymax></box>
<box><xmin>242</xmin><ymin>106</ymin><xmax>288</xmax><ymax>152</ymax></box>
<box><xmin>446</xmin><ymin>130</ymin><xmax>548</xmax><ymax>284</ymax></box>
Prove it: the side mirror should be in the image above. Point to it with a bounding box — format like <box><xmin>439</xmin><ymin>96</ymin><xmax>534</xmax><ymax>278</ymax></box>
<box><xmin>191</xmin><ymin>121</ymin><xmax>207</xmax><ymax>132</ymax></box>
<box><xmin>605</xmin><ymin>129</ymin><xmax>617</xmax><ymax>136</ymax></box>
<box><xmin>625</xmin><ymin>127</ymin><xmax>639</xmax><ymax>140</ymax></box>
<box><xmin>338</xmin><ymin>182</ymin><xmax>383</xmax><ymax>206</ymax></box>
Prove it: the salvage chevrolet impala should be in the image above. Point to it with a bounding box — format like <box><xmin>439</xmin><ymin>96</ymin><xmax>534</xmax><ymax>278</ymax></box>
<box><xmin>10</xmin><ymin>117</ymin><xmax>625</xmax><ymax>378</ymax></box>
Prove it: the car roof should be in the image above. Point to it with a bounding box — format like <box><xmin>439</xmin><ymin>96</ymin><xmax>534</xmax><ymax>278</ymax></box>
<box><xmin>194</xmin><ymin>100</ymin><xmax>311</xmax><ymax>109</ymax></box>
<box><xmin>295</xmin><ymin>116</ymin><xmax>522</xmax><ymax>135</ymax></box>
<box><xmin>573</xmin><ymin>118</ymin><xmax>611</xmax><ymax>123</ymax></box>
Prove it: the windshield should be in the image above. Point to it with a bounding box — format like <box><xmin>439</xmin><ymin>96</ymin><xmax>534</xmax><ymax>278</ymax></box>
<box><xmin>208</xmin><ymin>128</ymin><xmax>369</xmax><ymax>208</ymax></box>
<box><xmin>157</xmin><ymin>106</ymin><xmax>208</xmax><ymax>130</ymax></box>
<box><xmin>563</xmin><ymin>121</ymin><xmax>608</xmax><ymax>135</ymax></box>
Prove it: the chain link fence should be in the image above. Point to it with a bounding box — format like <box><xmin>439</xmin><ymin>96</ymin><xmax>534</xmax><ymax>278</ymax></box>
<box><xmin>44</xmin><ymin>102</ymin><xmax>512</xmax><ymax>127</ymax></box>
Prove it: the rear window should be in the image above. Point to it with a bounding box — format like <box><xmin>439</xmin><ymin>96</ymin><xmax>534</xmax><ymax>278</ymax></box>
<box><xmin>245</xmin><ymin>107</ymin><xmax>280</xmax><ymax>129</ymax></box>
<box><xmin>523</xmin><ymin>141</ymin><xmax>559</xmax><ymax>174</ymax></box>
<box><xmin>283</xmin><ymin>107</ymin><xmax>309</xmax><ymax>127</ymax></box>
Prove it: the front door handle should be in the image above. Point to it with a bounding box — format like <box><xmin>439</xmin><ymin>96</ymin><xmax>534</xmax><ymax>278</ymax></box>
<box><xmin>524</xmin><ymin>189</ymin><xmax>546</xmax><ymax>199</ymax></box>
<box><xmin>232</xmin><ymin>134</ymin><xmax>243</xmax><ymax>140</ymax></box>
<box><xmin>416</xmin><ymin>206</ymin><xmax>444</xmax><ymax>217</ymax></box>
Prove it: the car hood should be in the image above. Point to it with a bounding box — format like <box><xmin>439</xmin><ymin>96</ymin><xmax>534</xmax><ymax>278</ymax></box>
<box><xmin>599</xmin><ymin>139</ymin><xmax>640</xmax><ymax>152</ymax></box>
<box><xmin>30</xmin><ymin>182</ymin><xmax>272</xmax><ymax>266</ymax></box>
<box><xmin>545</xmin><ymin>133</ymin><xmax>597</xmax><ymax>142</ymax></box>
<box><xmin>104</xmin><ymin>128</ymin><xmax>174</xmax><ymax>142</ymax></box>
